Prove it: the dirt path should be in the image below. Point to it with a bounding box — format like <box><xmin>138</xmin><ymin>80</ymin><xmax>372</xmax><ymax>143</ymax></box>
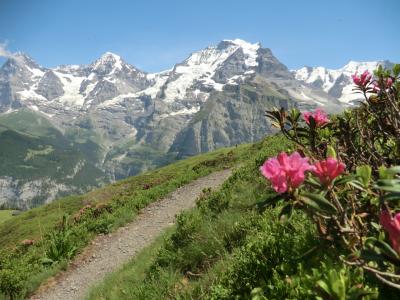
<box><xmin>31</xmin><ymin>169</ymin><xmax>232</xmax><ymax>300</ymax></box>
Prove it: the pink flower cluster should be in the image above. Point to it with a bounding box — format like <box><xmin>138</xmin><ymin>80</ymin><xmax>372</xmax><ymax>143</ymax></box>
<box><xmin>380</xmin><ymin>210</ymin><xmax>400</xmax><ymax>254</ymax></box>
<box><xmin>260</xmin><ymin>152</ymin><xmax>346</xmax><ymax>193</ymax></box>
<box><xmin>352</xmin><ymin>70</ymin><xmax>372</xmax><ymax>88</ymax></box>
<box><xmin>302</xmin><ymin>108</ymin><xmax>329</xmax><ymax>127</ymax></box>
<box><xmin>372</xmin><ymin>77</ymin><xmax>394</xmax><ymax>93</ymax></box>
<box><xmin>313</xmin><ymin>158</ymin><xmax>346</xmax><ymax>186</ymax></box>
<box><xmin>260</xmin><ymin>152</ymin><xmax>314</xmax><ymax>193</ymax></box>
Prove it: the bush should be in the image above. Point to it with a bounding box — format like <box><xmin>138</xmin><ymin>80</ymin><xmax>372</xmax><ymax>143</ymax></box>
<box><xmin>262</xmin><ymin>64</ymin><xmax>400</xmax><ymax>294</ymax></box>
<box><xmin>0</xmin><ymin>268</ymin><xmax>27</xmax><ymax>299</ymax></box>
<box><xmin>44</xmin><ymin>215</ymin><xmax>77</xmax><ymax>264</ymax></box>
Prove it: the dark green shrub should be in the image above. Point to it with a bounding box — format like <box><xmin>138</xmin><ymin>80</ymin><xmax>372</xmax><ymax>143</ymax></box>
<box><xmin>0</xmin><ymin>268</ymin><xmax>27</xmax><ymax>299</ymax></box>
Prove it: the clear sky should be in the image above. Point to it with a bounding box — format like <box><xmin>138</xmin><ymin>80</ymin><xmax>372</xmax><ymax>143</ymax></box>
<box><xmin>0</xmin><ymin>0</ymin><xmax>398</xmax><ymax>72</ymax></box>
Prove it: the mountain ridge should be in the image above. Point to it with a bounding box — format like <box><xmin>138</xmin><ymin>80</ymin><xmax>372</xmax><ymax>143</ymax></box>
<box><xmin>0</xmin><ymin>38</ymin><xmax>395</xmax><ymax>208</ymax></box>
<box><xmin>292</xmin><ymin>60</ymin><xmax>394</xmax><ymax>105</ymax></box>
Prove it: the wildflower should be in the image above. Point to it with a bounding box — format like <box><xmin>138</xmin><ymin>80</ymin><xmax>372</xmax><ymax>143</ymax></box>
<box><xmin>21</xmin><ymin>239</ymin><xmax>35</xmax><ymax>246</ymax></box>
<box><xmin>380</xmin><ymin>209</ymin><xmax>400</xmax><ymax>254</ymax></box>
<box><xmin>352</xmin><ymin>70</ymin><xmax>372</xmax><ymax>88</ymax></box>
<box><xmin>372</xmin><ymin>82</ymin><xmax>380</xmax><ymax>93</ymax></box>
<box><xmin>386</xmin><ymin>77</ymin><xmax>393</xmax><ymax>88</ymax></box>
<box><xmin>312</xmin><ymin>158</ymin><xmax>346</xmax><ymax>186</ymax></box>
<box><xmin>260</xmin><ymin>152</ymin><xmax>315</xmax><ymax>193</ymax></box>
<box><xmin>302</xmin><ymin>108</ymin><xmax>329</xmax><ymax>127</ymax></box>
<box><xmin>372</xmin><ymin>77</ymin><xmax>394</xmax><ymax>93</ymax></box>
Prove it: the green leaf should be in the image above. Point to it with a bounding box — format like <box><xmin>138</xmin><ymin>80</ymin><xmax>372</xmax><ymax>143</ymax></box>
<box><xmin>378</xmin><ymin>166</ymin><xmax>389</xmax><ymax>179</ymax></box>
<box><xmin>393</xmin><ymin>64</ymin><xmax>400</xmax><ymax>77</ymax></box>
<box><xmin>331</xmin><ymin>280</ymin><xmax>346</xmax><ymax>300</ymax></box>
<box><xmin>317</xmin><ymin>280</ymin><xmax>331</xmax><ymax>295</ymax></box>
<box><xmin>348</xmin><ymin>288</ymin><xmax>377</xmax><ymax>299</ymax></box>
<box><xmin>356</xmin><ymin>165</ymin><xmax>372</xmax><ymax>187</ymax></box>
<box><xmin>379</xmin><ymin>166</ymin><xmax>400</xmax><ymax>179</ymax></box>
<box><xmin>326</xmin><ymin>145</ymin><xmax>337</xmax><ymax>159</ymax></box>
<box><xmin>382</xmin><ymin>192</ymin><xmax>400</xmax><ymax>202</ymax></box>
<box><xmin>333</xmin><ymin>175</ymin><xmax>356</xmax><ymax>186</ymax></box>
<box><xmin>305</xmin><ymin>177</ymin><xmax>322</xmax><ymax>188</ymax></box>
<box><xmin>279</xmin><ymin>204</ymin><xmax>293</xmax><ymax>222</ymax></box>
<box><xmin>300</xmin><ymin>192</ymin><xmax>337</xmax><ymax>214</ymax></box>
<box><xmin>375</xmin><ymin>179</ymin><xmax>400</xmax><ymax>193</ymax></box>
<box><xmin>387</xmin><ymin>166</ymin><xmax>400</xmax><ymax>175</ymax></box>
<box><xmin>289</xmin><ymin>108</ymin><xmax>301</xmax><ymax>123</ymax></box>
<box><xmin>256</xmin><ymin>194</ymin><xmax>284</xmax><ymax>212</ymax></box>
<box><xmin>348</xmin><ymin>180</ymin><xmax>366</xmax><ymax>191</ymax></box>
<box><xmin>40</xmin><ymin>257</ymin><xmax>55</xmax><ymax>266</ymax></box>
<box><xmin>365</xmin><ymin>237</ymin><xmax>400</xmax><ymax>260</ymax></box>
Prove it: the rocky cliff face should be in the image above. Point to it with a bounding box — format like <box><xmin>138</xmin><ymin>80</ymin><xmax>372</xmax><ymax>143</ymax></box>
<box><xmin>0</xmin><ymin>39</ymin><xmax>393</xmax><ymax>208</ymax></box>
<box><xmin>170</xmin><ymin>77</ymin><xmax>297</xmax><ymax>157</ymax></box>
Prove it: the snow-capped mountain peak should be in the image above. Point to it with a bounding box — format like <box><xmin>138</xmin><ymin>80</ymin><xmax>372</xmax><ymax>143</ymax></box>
<box><xmin>90</xmin><ymin>52</ymin><xmax>126</xmax><ymax>74</ymax></box>
<box><xmin>0</xmin><ymin>39</ymin><xmax>395</xmax><ymax>119</ymax></box>
<box><xmin>157</xmin><ymin>39</ymin><xmax>263</xmax><ymax>103</ymax></box>
<box><xmin>0</xmin><ymin>52</ymin><xmax>45</xmax><ymax>75</ymax></box>
<box><xmin>339</xmin><ymin>60</ymin><xmax>389</xmax><ymax>74</ymax></box>
<box><xmin>221</xmin><ymin>39</ymin><xmax>260</xmax><ymax>67</ymax></box>
<box><xmin>292</xmin><ymin>60</ymin><xmax>394</xmax><ymax>106</ymax></box>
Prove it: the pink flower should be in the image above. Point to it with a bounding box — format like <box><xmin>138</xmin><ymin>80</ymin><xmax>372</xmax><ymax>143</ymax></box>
<box><xmin>372</xmin><ymin>77</ymin><xmax>394</xmax><ymax>93</ymax></box>
<box><xmin>352</xmin><ymin>70</ymin><xmax>372</xmax><ymax>88</ymax></box>
<box><xmin>372</xmin><ymin>82</ymin><xmax>380</xmax><ymax>93</ymax></box>
<box><xmin>380</xmin><ymin>209</ymin><xmax>400</xmax><ymax>254</ymax></box>
<box><xmin>302</xmin><ymin>108</ymin><xmax>329</xmax><ymax>127</ymax></box>
<box><xmin>386</xmin><ymin>77</ymin><xmax>393</xmax><ymax>88</ymax></box>
<box><xmin>260</xmin><ymin>151</ymin><xmax>315</xmax><ymax>193</ymax></box>
<box><xmin>312</xmin><ymin>158</ymin><xmax>346</xmax><ymax>186</ymax></box>
<box><xmin>21</xmin><ymin>239</ymin><xmax>35</xmax><ymax>246</ymax></box>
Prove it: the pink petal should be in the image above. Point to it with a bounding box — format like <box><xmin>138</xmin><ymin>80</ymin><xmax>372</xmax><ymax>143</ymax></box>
<box><xmin>260</xmin><ymin>158</ymin><xmax>280</xmax><ymax>179</ymax></box>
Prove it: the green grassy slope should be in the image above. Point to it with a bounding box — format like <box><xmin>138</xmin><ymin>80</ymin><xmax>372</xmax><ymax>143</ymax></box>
<box><xmin>0</xmin><ymin>140</ymin><xmax>258</xmax><ymax>299</ymax></box>
<box><xmin>0</xmin><ymin>143</ymin><xmax>253</xmax><ymax>250</ymax></box>
<box><xmin>87</xmin><ymin>135</ymin><xmax>395</xmax><ymax>299</ymax></box>
<box><xmin>0</xmin><ymin>109</ymin><xmax>58</xmax><ymax>137</ymax></box>
<box><xmin>0</xmin><ymin>210</ymin><xmax>14</xmax><ymax>224</ymax></box>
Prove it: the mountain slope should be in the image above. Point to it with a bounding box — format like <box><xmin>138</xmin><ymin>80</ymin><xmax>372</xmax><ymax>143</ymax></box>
<box><xmin>0</xmin><ymin>39</ymin><xmax>393</xmax><ymax>208</ymax></box>
<box><xmin>0</xmin><ymin>110</ymin><xmax>106</xmax><ymax>209</ymax></box>
<box><xmin>0</xmin><ymin>140</ymin><xmax>259</xmax><ymax>299</ymax></box>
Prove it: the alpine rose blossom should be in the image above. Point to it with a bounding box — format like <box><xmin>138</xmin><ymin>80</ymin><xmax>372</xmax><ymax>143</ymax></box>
<box><xmin>386</xmin><ymin>77</ymin><xmax>394</xmax><ymax>88</ymax></box>
<box><xmin>302</xmin><ymin>108</ymin><xmax>329</xmax><ymax>127</ymax></box>
<box><xmin>260</xmin><ymin>151</ymin><xmax>315</xmax><ymax>193</ymax></box>
<box><xmin>352</xmin><ymin>70</ymin><xmax>372</xmax><ymax>88</ymax></box>
<box><xmin>372</xmin><ymin>77</ymin><xmax>394</xmax><ymax>93</ymax></box>
<box><xmin>380</xmin><ymin>210</ymin><xmax>400</xmax><ymax>254</ymax></box>
<box><xmin>312</xmin><ymin>158</ymin><xmax>346</xmax><ymax>186</ymax></box>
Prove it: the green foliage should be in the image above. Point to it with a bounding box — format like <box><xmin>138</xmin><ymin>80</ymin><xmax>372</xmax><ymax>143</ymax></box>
<box><xmin>0</xmin><ymin>210</ymin><xmax>14</xmax><ymax>224</ymax></box>
<box><xmin>356</xmin><ymin>165</ymin><xmax>372</xmax><ymax>187</ymax></box>
<box><xmin>86</xmin><ymin>66</ymin><xmax>400</xmax><ymax>299</ymax></box>
<box><xmin>0</xmin><ymin>267</ymin><xmax>27</xmax><ymax>299</ymax></box>
<box><xmin>0</xmin><ymin>111</ymin><xmax>106</xmax><ymax>209</ymax></box>
<box><xmin>44</xmin><ymin>215</ymin><xmax>77</xmax><ymax>263</ymax></box>
<box><xmin>316</xmin><ymin>266</ymin><xmax>377</xmax><ymax>300</ymax></box>
<box><xmin>0</xmin><ymin>139</ymin><xmax>256</xmax><ymax>299</ymax></box>
<box><xmin>208</xmin><ymin>210</ymin><xmax>317</xmax><ymax>299</ymax></box>
<box><xmin>265</xmin><ymin>65</ymin><xmax>400</xmax><ymax>292</ymax></box>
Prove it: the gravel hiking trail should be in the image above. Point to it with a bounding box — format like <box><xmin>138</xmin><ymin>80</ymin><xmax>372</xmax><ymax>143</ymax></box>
<box><xmin>31</xmin><ymin>169</ymin><xmax>232</xmax><ymax>300</ymax></box>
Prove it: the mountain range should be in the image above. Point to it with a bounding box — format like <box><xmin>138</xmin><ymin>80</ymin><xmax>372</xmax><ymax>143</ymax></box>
<box><xmin>0</xmin><ymin>38</ymin><xmax>394</xmax><ymax>209</ymax></box>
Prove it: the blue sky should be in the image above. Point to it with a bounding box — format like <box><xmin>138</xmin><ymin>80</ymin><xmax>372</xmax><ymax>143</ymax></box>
<box><xmin>0</xmin><ymin>0</ymin><xmax>398</xmax><ymax>72</ymax></box>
